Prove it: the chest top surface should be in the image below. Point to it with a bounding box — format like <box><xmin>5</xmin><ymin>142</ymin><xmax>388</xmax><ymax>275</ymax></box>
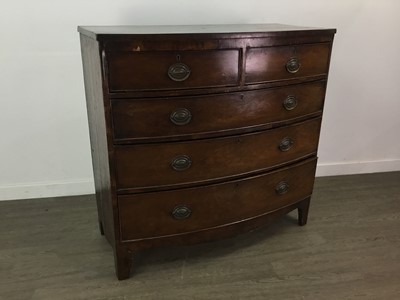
<box><xmin>78</xmin><ymin>24</ymin><xmax>336</xmax><ymax>40</ymax></box>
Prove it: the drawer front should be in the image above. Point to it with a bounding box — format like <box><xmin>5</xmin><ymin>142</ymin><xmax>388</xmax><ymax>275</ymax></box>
<box><xmin>245</xmin><ymin>43</ymin><xmax>331</xmax><ymax>84</ymax></box>
<box><xmin>114</xmin><ymin>118</ymin><xmax>321</xmax><ymax>191</ymax></box>
<box><xmin>118</xmin><ymin>158</ymin><xmax>317</xmax><ymax>241</ymax></box>
<box><xmin>107</xmin><ymin>50</ymin><xmax>240</xmax><ymax>92</ymax></box>
<box><xmin>112</xmin><ymin>81</ymin><xmax>326</xmax><ymax>142</ymax></box>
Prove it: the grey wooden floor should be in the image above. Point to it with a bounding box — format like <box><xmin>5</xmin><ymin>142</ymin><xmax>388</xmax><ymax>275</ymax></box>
<box><xmin>1</xmin><ymin>172</ymin><xmax>399</xmax><ymax>300</ymax></box>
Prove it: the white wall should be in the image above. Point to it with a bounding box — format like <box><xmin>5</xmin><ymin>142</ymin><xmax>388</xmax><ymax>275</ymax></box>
<box><xmin>1</xmin><ymin>0</ymin><xmax>399</xmax><ymax>200</ymax></box>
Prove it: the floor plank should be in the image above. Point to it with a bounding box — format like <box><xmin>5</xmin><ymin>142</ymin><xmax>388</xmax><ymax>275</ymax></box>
<box><xmin>0</xmin><ymin>171</ymin><xmax>399</xmax><ymax>299</ymax></box>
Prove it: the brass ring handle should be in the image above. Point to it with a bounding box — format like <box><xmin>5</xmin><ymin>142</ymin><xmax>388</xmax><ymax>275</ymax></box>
<box><xmin>171</xmin><ymin>205</ymin><xmax>192</xmax><ymax>220</ymax></box>
<box><xmin>286</xmin><ymin>58</ymin><xmax>300</xmax><ymax>73</ymax></box>
<box><xmin>170</xmin><ymin>108</ymin><xmax>192</xmax><ymax>126</ymax></box>
<box><xmin>283</xmin><ymin>95</ymin><xmax>298</xmax><ymax>111</ymax></box>
<box><xmin>279</xmin><ymin>137</ymin><xmax>294</xmax><ymax>152</ymax></box>
<box><xmin>275</xmin><ymin>181</ymin><xmax>289</xmax><ymax>195</ymax></box>
<box><xmin>168</xmin><ymin>62</ymin><xmax>191</xmax><ymax>82</ymax></box>
<box><xmin>171</xmin><ymin>155</ymin><xmax>192</xmax><ymax>171</ymax></box>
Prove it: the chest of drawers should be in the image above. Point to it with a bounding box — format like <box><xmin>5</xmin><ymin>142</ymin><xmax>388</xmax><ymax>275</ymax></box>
<box><xmin>78</xmin><ymin>24</ymin><xmax>335</xmax><ymax>280</ymax></box>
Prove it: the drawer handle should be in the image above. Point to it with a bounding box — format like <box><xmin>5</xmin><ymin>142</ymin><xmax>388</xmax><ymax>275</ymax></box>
<box><xmin>286</xmin><ymin>57</ymin><xmax>300</xmax><ymax>74</ymax></box>
<box><xmin>276</xmin><ymin>181</ymin><xmax>289</xmax><ymax>195</ymax></box>
<box><xmin>171</xmin><ymin>155</ymin><xmax>192</xmax><ymax>171</ymax></box>
<box><xmin>172</xmin><ymin>205</ymin><xmax>192</xmax><ymax>220</ymax></box>
<box><xmin>279</xmin><ymin>137</ymin><xmax>294</xmax><ymax>152</ymax></box>
<box><xmin>168</xmin><ymin>62</ymin><xmax>191</xmax><ymax>82</ymax></box>
<box><xmin>170</xmin><ymin>108</ymin><xmax>192</xmax><ymax>126</ymax></box>
<box><xmin>283</xmin><ymin>95</ymin><xmax>298</xmax><ymax>111</ymax></box>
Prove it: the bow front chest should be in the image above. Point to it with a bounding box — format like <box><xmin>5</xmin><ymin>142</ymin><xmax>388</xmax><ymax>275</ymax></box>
<box><xmin>78</xmin><ymin>24</ymin><xmax>336</xmax><ymax>280</ymax></box>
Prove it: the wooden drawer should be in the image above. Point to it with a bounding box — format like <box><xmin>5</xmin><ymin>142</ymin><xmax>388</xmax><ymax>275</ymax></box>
<box><xmin>245</xmin><ymin>43</ymin><xmax>331</xmax><ymax>84</ymax></box>
<box><xmin>114</xmin><ymin>117</ymin><xmax>321</xmax><ymax>191</ymax></box>
<box><xmin>118</xmin><ymin>158</ymin><xmax>317</xmax><ymax>241</ymax></box>
<box><xmin>79</xmin><ymin>24</ymin><xmax>336</xmax><ymax>280</ymax></box>
<box><xmin>107</xmin><ymin>50</ymin><xmax>240</xmax><ymax>92</ymax></box>
<box><xmin>111</xmin><ymin>81</ymin><xmax>326</xmax><ymax>142</ymax></box>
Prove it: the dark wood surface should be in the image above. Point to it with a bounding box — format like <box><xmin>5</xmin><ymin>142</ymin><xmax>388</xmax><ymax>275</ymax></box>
<box><xmin>111</xmin><ymin>81</ymin><xmax>326</xmax><ymax>143</ymax></box>
<box><xmin>245</xmin><ymin>43</ymin><xmax>331</xmax><ymax>84</ymax></box>
<box><xmin>118</xmin><ymin>158</ymin><xmax>317</xmax><ymax>241</ymax></box>
<box><xmin>78</xmin><ymin>24</ymin><xmax>336</xmax><ymax>40</ymax></box>
<box><xmin>79</xmin><ymin>25</ymin><xmax>335</xmax><ymax>279</ymax></box>
<box><xmin>103</xmin><ymin>34</ymin><xmax>335</xmax><ymax>99</ymax></box>
<box><xmin>80</xmin><ymin>35</ymin><xmax>129</xmax><ymax>278</ymax></box>
<box><xmin>79</xmin><ymin>35</ymin><xmax>116</xmax><ymax>246</ymax></box>
<box><xmin>107</xmin><ymin>50</ymin><xmax>240</xmax><ymax>92</ymax></box>
<box><xmin>114</xmin><ymin>118</ymin><xmax>321</xmax><ymax>192</ymax></box>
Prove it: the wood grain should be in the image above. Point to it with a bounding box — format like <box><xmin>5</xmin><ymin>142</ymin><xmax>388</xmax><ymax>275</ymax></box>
<box><xmin>246</xmin><ymin>43</ymin><xmax>331</xmax><ymax>84</ymax></box>
<box><xmin>111</xmin><ymin>81</ymin><xmax>326</xmax><ymax>143</ymax></box>
<box><xmin>114</xmin><ymin>118</ymin><xmax>321</xmax><ymax>192</ymax></box>
<box><xmin>79</xmin><ymin>25</ymin><xmax>335</xmax><ymax>279</ymax></box>
<box><xmin>107</xmin><ymin>50</ymin><xmax>240</xmax><ymax>92</ymax></box>
<box><xmin>118</xmin><ymin>158</ymin><xmax>317</xmax><ymax>241</ymax></box>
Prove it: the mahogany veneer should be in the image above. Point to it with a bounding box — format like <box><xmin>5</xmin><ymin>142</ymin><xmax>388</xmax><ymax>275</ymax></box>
<box><xmin>78</xmin><ymin>24</ymin><xmax>335</xmax><ymax>280</ymax></box>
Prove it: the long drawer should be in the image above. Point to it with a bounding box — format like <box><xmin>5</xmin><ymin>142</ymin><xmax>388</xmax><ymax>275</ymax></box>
<box><xmin>118</xmin><ymin>158</ymin><xmax>317</xmax><ymax>241</ymax></box>
<box><xmin>114</xmin><ymin>117</ymin><xmax>321</xmax><ymax>191</ymax></box>
<box><xmin>111</xmin><ymin>81</ymin><xmax>326</xmax><ymax>142</ymax></box>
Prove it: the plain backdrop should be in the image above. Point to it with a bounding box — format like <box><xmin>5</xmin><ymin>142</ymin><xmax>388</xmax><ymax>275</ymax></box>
<box><xmin>1</xmin><ymin>0</ymin><xmax>399</xmax><ymax>200</ymax></box>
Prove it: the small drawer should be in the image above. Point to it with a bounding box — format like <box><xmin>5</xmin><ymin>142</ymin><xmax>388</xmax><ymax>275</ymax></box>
<box><xmin>118</xmin><ymin>158</ymin><xmax>317</xmax><ymax>241</ymax></box>
<box><xmin>111</xmin><ymin>81</ymin><xmax>326</xmax><ymax>142</ymax></box>
<box><xmin>106</xmin><ymin>50</ymin><xmax>240</xmax><ymax>92</ymax></box>
<box><xmin>245</xmin><ymin>43</ymin><xmax>331</xmax><ymax>84</ymax></box>
<box><xmin>114</xmin><ymin>117</ymin><xmax>321</xmax><ymax>191</ymax></box>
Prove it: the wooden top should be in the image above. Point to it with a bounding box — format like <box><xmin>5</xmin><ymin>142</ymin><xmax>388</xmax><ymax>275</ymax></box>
<box><xmin>78</xmin><ymin>24</ymin><xmax>336</xmax><ymax>40</ymax></box>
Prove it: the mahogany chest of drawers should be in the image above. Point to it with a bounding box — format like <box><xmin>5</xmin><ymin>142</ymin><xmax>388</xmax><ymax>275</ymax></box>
<box><xmin>78</xmin><ymin>24</ymin><xmax>336</xmax><ymax>280</ymax></box>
